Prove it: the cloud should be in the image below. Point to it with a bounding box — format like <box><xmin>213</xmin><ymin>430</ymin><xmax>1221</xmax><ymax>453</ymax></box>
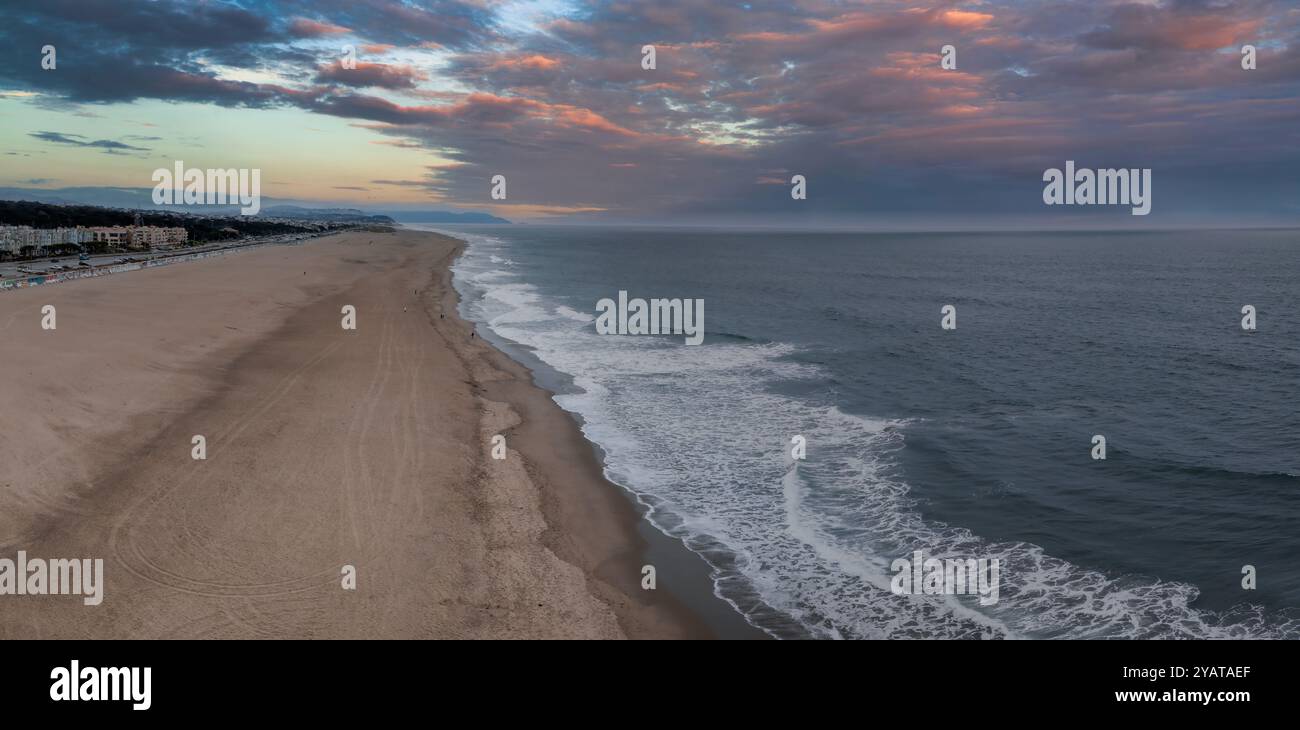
<box><xmin>0</xmin><ymin>0</ymin><xmax>1296</xmax><ymax>222</ymax></box>
<box><xmin>1081</xmin><ymin>4</ymin><xmax>1263</xmax><ymax>51</ymax></box>
<box><xmin>372</xmin><ymin>179</ymin><xmax>434</xmax><ymax>187</ymax></box>
<box><xmin>29</xmin><ymin>131</ymin><xmax>151</xmax><ymax>152</ymax></box>
<box><xmin>488</xmin><ymin>54</ymin><xmax>560</xmax><ymax>71</ymax></box>
<box><xmin>288</xmin><ymin>17</ymin><xmax>351</xmax><ymax>37</ymax></box>
<box><xmin>316</xmin><ymin>62</ymin><xmax>428</xmax><ymax>89</ymax></box>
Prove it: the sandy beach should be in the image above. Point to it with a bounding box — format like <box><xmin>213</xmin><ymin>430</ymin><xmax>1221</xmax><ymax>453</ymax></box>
<box><xmin>0</xmin><ymin>229</ymin><xmax>714</xmax><ymax>639</ymax></box>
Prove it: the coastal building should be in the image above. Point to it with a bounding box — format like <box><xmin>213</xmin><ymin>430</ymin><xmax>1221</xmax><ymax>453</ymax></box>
<box><xmin>0</xmin><ymin>224</ymin><xmax>187</xmax><ymax>256</ymax></box>
<box><xmin>33</xmin><ymin>227</ymin><xmax>94</xmax><ymax>247</ymax></box>
<box><xmin>1</xmin><ymin>225</ymin><xmax>96</xmax><ymax>253</ymax></box>
<box><xmin>0</xmin><ymin>225</ymin><xmax>35</xmax><ymax>254</ymax></box>
<box><xmin>87</xmin><ymin>226</ymin><xmax>130</xmax><ymax>247</ymax></box>
<box><xmin>88</xmin><ymin>226</ymin><xmax>188</xmax><ymax>250</ymax></box>
<box><xmin>130</xmin><ymin>226</ymin><xmax>188</xmax><ymax>249</ymax></box>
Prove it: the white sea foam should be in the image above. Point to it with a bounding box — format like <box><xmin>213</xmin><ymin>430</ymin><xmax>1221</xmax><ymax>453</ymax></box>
<box><xmin>555</xmin><ymin>305</ymin><xmax>594</xmax><ymax>323</ymax></box>
<box><xmin>446</xmin><ymin>229</ymin><xmax>1299</xmax><ymax>640</ymax></box>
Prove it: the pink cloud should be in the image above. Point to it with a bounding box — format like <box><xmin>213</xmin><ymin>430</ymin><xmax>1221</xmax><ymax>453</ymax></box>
<box><xmin>288</xmin><ymin>18</ymin><xmax>351</xmax><ymax>37</ymax></box>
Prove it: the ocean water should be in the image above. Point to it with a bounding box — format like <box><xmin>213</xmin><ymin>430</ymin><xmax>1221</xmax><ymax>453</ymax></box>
<box><xmin>430</xmin><ymin>224</ymin><xmax>1300</xmax><ymax>639</ymax></box>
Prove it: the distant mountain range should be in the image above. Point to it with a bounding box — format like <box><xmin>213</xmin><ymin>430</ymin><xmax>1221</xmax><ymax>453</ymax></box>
<box><xmin>259</xmin><ymin>205</ymin><xmax>394</xmax><ymax>224</ymax></box>
<box><xmin>0</xmin><ymin>186</ymin><xmax>302</xmax><ymax>212</ymax></box>
<box><xmin>0</xmin><ymin>186</ymin><xmax>509</xmax><ymax>224</ymax></box>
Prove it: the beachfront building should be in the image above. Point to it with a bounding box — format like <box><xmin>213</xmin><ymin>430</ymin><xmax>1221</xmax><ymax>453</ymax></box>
<box><xmin>131</xmin><ymin>226</ymin><xmax>188</xmax><ymax>249</ymax></box>
<box><xmin>0</xmin><ymin>225</ymin><xmax>93</xmax><ymax>256</ymax></box>
<box><xmin>0</xmin><ymin>225</ymin><xmax>35</xmax><ymax>255</ymax></box>
<box><xmin>88</xmin><ymin>226</ymin><xmax>188</xmax><ymax>250</ymax></box>
<box><xmin>35</xmin><ymin>227</ymin><xmax>94</xmax><ymax>247</ymax></box>
<box><xmin>87</xmin><ymin>226</ymin><xmax>130</xmax><ymax>247</ymax></box>
<box><xmin>1</xmin><ymin>224</ymin><xmax>188</xmax><ymax>257</ymax></box>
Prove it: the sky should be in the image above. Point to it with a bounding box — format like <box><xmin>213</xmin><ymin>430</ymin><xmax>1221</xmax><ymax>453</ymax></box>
<box><xmin>0</xmin><ymin>0</ymin><xmax>1297</xmax><ymax>227</ymax></box>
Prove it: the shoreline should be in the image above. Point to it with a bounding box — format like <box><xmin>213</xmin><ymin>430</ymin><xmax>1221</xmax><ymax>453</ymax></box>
<box><xmin>0</xmin><ymin>228</ymin><xmax>744</xmax><ymax>639</ymax></box>
<box><xmin>432</xmin><ymin>233</ymin><xmax>768</xmax><ymax>639</ymax></box>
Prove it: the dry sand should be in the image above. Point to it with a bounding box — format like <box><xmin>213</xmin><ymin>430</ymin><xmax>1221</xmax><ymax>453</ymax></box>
<box><xmin>0</xmin><ymin>229</ymin><xmax>710</xmax><ymax>639</ymax></box>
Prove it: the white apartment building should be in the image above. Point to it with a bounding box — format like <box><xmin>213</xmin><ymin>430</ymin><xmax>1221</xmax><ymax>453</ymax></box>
<box><xmin>0</xmin><ymin>225</ymin><xmax>96</xmax><ymax>253</ymax></box>
<box><xmin>0</xmin><ymin>225</ymin><xmax>35</xmax><ymax>254</ymax></box>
